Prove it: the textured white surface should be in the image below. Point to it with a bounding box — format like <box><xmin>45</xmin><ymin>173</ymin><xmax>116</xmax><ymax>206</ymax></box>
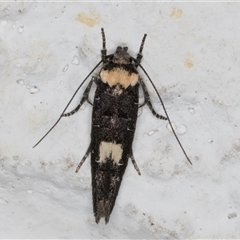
<box><xmin>0</xmin><ymin>2</ymin><xmax>240</xmax><ymax>238</ymax></box>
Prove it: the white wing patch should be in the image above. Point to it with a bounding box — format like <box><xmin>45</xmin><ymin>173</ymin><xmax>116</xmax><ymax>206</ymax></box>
<box><xmin>99</xmin><ymin>141</ymin><xmax>123</xmax><ymax>164</ymax></box>
<box><xmin>100</xmin><ymin>68</ymin><xmax>138</xmax><ymax>89</ymax></box>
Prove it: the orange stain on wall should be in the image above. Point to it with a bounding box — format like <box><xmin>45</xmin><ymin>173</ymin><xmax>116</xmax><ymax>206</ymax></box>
<box><xmin>170</xmin><ymin>7</ymin><xmax>183</xmax><ymax>19</ymax></box>
<box><xmin>184</xmin><ymin>53</ymin><xmax>194</xmax><ymax>68</ymax></box>
<box><xmin>76</xmin><ymin>12</ymin><xmax>100</xmax><ymax>27</ymax></box>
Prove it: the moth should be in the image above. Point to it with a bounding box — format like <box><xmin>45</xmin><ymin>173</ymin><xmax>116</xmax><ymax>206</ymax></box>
<box><xmin>33</xmin><ymin>28</ymin><xmax>192</xmax><ymax>224</ymax></box>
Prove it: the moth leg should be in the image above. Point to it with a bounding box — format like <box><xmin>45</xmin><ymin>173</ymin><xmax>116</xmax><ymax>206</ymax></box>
<box><xmin>138</xmin><ymin>102</ymin><xmax>146</xmax><ymax>108</ymax></box>
<box><xmin>139</xmin><ymin>78</ymin><xmax>167</xmax><ymax>120</ymax></box>
<box><xmin>62</xmin><ymin>76</ymin><xmax>95</xmax><ymax>117</ymax></box>
<box><xmin>75</xmin><ymin>144</ymin><xmax>91</xmax><ymax>173</ymax></box>
<box><xmin>128</xmin><ymin>151</ymin><xmax>141</xmax><ymax>175</ymax></box>
<box><xmin>87</xmin><ymin>99</ymin><xmax>93</xmax><ymax>106</ymax></box>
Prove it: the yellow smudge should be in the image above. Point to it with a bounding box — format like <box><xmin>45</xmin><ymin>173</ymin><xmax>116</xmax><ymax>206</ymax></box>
<box><xmin>184</xmin><ymin>52</ymin><xmax>194</xmax><ymax>69</ymax></box>
<box><xmin>76</xmin><ymin>12</ymin><xmax>100</xmax><ymax>27</ymax></box>
<box><xmin>170</xmin><ymin>7</ymin><xmax>183</xmax><ymax>19</ymax></box>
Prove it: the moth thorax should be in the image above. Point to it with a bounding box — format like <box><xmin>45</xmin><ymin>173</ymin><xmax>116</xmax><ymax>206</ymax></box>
<box><xmin>112</xmin><ymin>84</ymin><xmax>124</xmax><ymax>96</ymax></box>
<box><xmin>100</xmin><ymin>68</ymin><xmax>139</xmax><ymax>89</ymax></box>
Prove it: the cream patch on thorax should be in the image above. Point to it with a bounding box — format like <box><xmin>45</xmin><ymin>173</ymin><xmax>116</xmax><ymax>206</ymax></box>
<box><xmin>100</xmin><ymin>68</ymin><xmax>138</xmax><ymax>88</ymax></box>
<box><xmin>99</xmin><ymin>141</ymin><xmax>123</xmax><ymax>164</ymax></box>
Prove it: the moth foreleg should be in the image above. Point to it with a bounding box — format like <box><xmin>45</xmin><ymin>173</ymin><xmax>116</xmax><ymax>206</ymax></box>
<box><xmin>128</xmin><ymin>151</ymin><xmax>141</xmax><ymax>175</ymax></box>
<box><xmin>75</xmin><ymin>143</ymin><xmax>91</xmax><ymax>173</ymax></box>
<box><xmin>140</xmin><ymin>78</ymin><xmax>167</xmax><ymax>121</ymax></box>
<box><xmin>62</xmin><ymin>76</ymin><xmax>96</xmax><ymax>117</ymax></box>
<box><xmin>138</xmin><ymin>102</ymin><xmax>146</xmax><ymax>108</ymax></box>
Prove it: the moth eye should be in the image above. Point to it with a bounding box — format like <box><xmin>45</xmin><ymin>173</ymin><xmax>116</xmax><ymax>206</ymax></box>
<box><xmin>116</xmin><ymin>46</ymin><xmax>122</xmax><ymax>53</ymax></box>
<box><xmin>123</xmin><ymin>47</ymin><xmax>128</xmax><ymax>52</ymax></box>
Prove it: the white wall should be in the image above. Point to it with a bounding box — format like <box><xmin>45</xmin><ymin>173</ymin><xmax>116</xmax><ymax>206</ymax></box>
<box><xmin>0</xmin><ymin>2</ymin><xmax>239</xmax><ymax>238</ymax></box>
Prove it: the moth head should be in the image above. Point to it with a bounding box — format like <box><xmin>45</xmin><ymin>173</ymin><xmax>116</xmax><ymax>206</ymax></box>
<box><xmin>112</xmin><ymin>46</ymin><xmax>132</xmax><ymax>64</ymax></box>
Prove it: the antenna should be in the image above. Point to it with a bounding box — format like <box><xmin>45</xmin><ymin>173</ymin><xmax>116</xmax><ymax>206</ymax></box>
<box><xmin>33</xmin><ymin>60</ymin><xmax>102</xmax><ymax>148</ymax></box>
<box><xmin>139</xmin><ymin>64</ymin><xmax>192</xmax><ymax>165</ymax></box>
<box><xmin>136</xmin><ymin>33</ymin><xmax>147</xmax><ymax>67</ymax></box>
<box><xmin>101</xmin><ymin>28</ymin><xmax>107</xmax><ymax>63</ymax></box>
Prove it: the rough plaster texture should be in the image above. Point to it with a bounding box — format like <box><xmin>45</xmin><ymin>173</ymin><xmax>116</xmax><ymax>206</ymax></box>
<box><xmin>0</xmin><ymin>2</ymin><xmax>240</xmax><ymax>238</ymax></box>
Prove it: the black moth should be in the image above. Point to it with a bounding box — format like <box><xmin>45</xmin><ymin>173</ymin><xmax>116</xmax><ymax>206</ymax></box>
<box><xmin>34</xmin><ymin>28</ymin><xmax>192</xmax><ymax>224</ymax></box>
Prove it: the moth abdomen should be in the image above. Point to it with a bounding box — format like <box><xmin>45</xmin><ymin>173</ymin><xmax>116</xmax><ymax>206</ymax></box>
<box><xmin>92</xmin><ymin>152</ymin><xmax>129</xmax><ymax>224</ymax></box>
